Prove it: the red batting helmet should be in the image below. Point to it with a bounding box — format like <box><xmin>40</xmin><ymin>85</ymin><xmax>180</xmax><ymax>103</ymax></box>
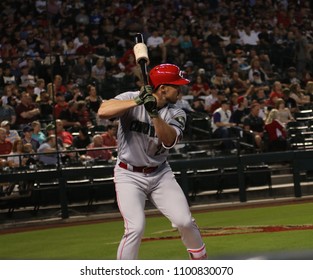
<box><xmin>149</xmin><ymin>64</ymin><xmax>190</xmax><ymax>89</ymax></box>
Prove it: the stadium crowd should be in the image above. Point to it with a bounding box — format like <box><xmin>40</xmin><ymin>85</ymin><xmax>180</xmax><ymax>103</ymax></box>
<box><xmin>0</xmin><ymin>0</ymin><xmax>313</xmax><ymax>177</ymax></box>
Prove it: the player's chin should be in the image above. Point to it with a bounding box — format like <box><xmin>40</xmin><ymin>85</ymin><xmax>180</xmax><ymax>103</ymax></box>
<box><xmin>169</xmin><ymin>98</ymin><xmax>178</xmax><ymax>104</ymax></box>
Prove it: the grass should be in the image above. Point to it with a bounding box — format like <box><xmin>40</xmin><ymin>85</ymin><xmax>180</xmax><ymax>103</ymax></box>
<box><xmin>1</xmin><ymin>202</ymin><xmax>313</xmax><ymax>259</ymax></box>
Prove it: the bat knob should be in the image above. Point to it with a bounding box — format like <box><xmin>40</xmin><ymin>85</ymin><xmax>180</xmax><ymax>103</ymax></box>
<box><xmin>133</xmin><ymin>43</ymin><xmax>150</xmax><ymax>65</ymax></box>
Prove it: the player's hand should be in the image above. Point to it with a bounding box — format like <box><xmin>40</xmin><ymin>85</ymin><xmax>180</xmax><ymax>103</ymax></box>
<box><xmin>134</xmin><ymin>85</ymin><xmax>153</xmax><ymax>105</ymax></box>
<box><xmin>144</xmin><ymin>94</ymin><xmax>158</xmax><ymax>118</ymax></box>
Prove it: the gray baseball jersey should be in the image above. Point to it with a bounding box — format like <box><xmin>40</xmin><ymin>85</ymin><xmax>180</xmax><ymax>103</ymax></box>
<box><xmin>115</xmin><ymin>91</ymin><xmax>186</xmax><ymax>166</ymax></box>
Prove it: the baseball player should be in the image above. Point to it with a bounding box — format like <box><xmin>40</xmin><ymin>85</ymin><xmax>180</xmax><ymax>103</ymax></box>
<box><xmin>98</xmin><ymin>64</ymin><xmax>207</xmax><ymax>260</ymax></box>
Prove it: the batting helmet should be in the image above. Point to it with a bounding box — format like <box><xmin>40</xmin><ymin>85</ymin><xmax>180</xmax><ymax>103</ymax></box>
<box><xmin>149</xmin><ymin>64</ymin><xmax>190</xmax><ymax>89</ymax></box>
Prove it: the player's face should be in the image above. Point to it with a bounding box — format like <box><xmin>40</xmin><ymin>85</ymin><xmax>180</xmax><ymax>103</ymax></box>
<box><xmin>164</xmin><ymin>84</ymin><xmax>180</xmax><ymax>104</ymax></box>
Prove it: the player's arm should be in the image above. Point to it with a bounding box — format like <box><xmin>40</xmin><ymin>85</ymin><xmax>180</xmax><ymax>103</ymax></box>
<box><xmin>98</xmin><ymin>99</ymin><xmax>137</xmax><ymax>119</ymax></box>
<box><xmin>151</xmin><ymin>117</ymin><xmax>178</xmax><ymax>147</ymax></box>
<box><xmin>98</xmin><ymin>87</ymin><xmax>151</xmax><ymax>119</ymax></box>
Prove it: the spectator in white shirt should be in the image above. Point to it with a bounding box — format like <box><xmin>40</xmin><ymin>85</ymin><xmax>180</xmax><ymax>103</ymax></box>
<box><xmin>147</xmin><ymin>29</ymin><xmax>167</xmax><ymax>64</ymax></box>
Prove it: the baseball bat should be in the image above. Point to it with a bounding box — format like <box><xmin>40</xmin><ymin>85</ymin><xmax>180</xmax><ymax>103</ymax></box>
<box><xmin>133</xmin><ymin>33</ymin><xmax>149</xmax><ymax>85</ymax></box>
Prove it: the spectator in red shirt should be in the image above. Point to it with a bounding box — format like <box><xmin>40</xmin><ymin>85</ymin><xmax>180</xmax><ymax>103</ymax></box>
<box><xmin>0</xmin><ymin>127</ymin><xmax>12</xmax><ymax>156</ymax></box>
<box><xmin>265</xmin><ymin>109</ymin><xmax>287</xmax><ymax>151</ymax></box>
<box><xmin>43</xmin><ymin>76</ymin><xmax>63</xmax><ymax>97</ymax></box>
<box><xmin>101</xmin><ymin>125</ymin><xmax>117</xmax><ymax>147</ymax></box>
<box><xmin>53</xmin><ymin>92</ymin><xmax>68</xmax><ymax>119</ymax></box>
<box><xmin>267</xmin><ymin>81</ymin><xmax>284</xmax><ymax>108</ymax></box>
<box><xmin>191</xmin><ymin>75</ymin><xmax>210</xmax><ymax>98</ymax></box>
<box><xmin>76</xmin><ymin>36</ymin><xmax>95</xmax><ymax>57</ymax></box>
<box><xmin>85</xmin><ymin>134</ymin><xmax>112</xmax><ymax>161</ymax></box>
<box><xmin>56</xmin><ymin>119</ymin><xmax>73</xmax><ymax>148</ymax></box>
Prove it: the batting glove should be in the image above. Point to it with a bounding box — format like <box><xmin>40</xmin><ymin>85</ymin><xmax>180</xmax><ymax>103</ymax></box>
<box><xmin>144</xmin><ymin>94</ymin><xmax>158</xmax><ymax>118</ymax></box>
<box><xmin>134</xmin><ymin>85</ymin><xmax>153</xmax><ymax>105</ymax></box>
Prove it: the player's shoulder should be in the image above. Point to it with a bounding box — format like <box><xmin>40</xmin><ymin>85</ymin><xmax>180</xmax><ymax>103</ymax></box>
<box><xmin>114</xmin><ymin>90</ymin><xmax>140</xmax><ymax>100</ymax></box>
<box><xmin>168</xmin><ymin>103</ymin><xmax>186</xmax><ymax>116</ymax></box>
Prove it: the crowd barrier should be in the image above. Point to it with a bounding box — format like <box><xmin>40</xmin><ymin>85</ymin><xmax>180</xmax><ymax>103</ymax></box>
<box><xmin>1</xmin><ymin>147</ymin><xmax>313</xmax><ymax>219</ymax></box>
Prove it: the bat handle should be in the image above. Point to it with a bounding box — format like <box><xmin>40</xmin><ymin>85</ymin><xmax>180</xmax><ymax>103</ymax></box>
<box><xmin>139</xmin><ymin>59</ymin><xmax>149</xmax><ymax>85</ymax></box>
<box><xmin>135</xmin><ymin>33</ymin><xmax>144</xmax><ymax>44</ymax></box>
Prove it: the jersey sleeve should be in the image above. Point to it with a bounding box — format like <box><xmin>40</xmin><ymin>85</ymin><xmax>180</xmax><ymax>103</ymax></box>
<box><xmin>114</xmin><ymin>91</ymin><xmax>139</xmax><ymax>101</ymax></box>
<box><xmin>162</xmin><ymin>106</ymin><xmax>186</xmax><ymax>149</ymax></box>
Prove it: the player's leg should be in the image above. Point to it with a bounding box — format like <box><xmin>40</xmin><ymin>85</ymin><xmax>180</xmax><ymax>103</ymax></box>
<box><xmin>149</xmin><ymin>166</ymin><xmax>207</xmax><ymax>259</ymax></box>
<box><xmin>114</xmin><ymin>167</ymin><xmax>147</xmax><ymax>259</ymax></box>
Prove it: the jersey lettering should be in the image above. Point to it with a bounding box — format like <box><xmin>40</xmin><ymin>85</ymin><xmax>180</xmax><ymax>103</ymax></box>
<box><xmin>130</xmin><ymin>120</ymin><xmax>156</xmax><ymax>138</ymax></box>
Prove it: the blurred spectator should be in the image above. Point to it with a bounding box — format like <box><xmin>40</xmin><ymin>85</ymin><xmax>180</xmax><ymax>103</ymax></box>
<box><xmin>6</xmin><ymin>96</ymin><xmax>19</xmax><ymax>111</ymax></box>
<box><xmin>282</xmin><ymin>87</ymin><xmax>298</xmax><ymax>114</ymax></box>
<box><xmin>191</xmin><ymin>75</ymin><xmax>210</xmax><ymax>98</ymax></box>
<box><xmin>53</xmin><ymin>74</ymin><xmax>67</xmax><ymax>95</ymax></box>
<box><xmin>281</xmin><ymin>66</ymin><xmax>301</xmax><ymax>86</ymax></box>
<box><xmin>239</xmin><ymin>25</ymin><xmax>259</xmax><ymax>50</ymax></box>
<box><xmin>183</xmin><ymin>60</ymin><xmax>196</xmax><ymax>83</ymax></box>
<box><xmin>231</xmin><ymin>95</ymin><xmax>250</xmax><ymax>128</ymax></box>
<box><xmin>84</xmin><ymin>134</ymin><xmax>112</xmax><ymax>161</ymax></box>
<box><xmin>53</xmin><ymin>92</ymin><xmax>68</xmax><ymax>119</ymax></box>
<box><xmin>9</xmin><ymin>138</ymin><xmax>24</xmax><ymax>167</ymax></box>
<box><xmin>294</xmin><ymin>28</ymin><xmax>311</xmax><ymax>77</ymax></box>
<box><xmin>204</xmin><ymin>86</ymin><xmax>219</xmax><ymax>115</ymax></box>
<box><xmin>211</xmin><ymin>99</ymin><xmax>237</xmax><ymax>149</ymax></box>
<box><xmin>0</xmin><ymin>127</ymin><xmax>13</xmax><ymax>155</ymax></box>
<box><xmin>101</xmin><ymin>125</ymin><xmax>117</xmax><ymax>147</ymax></box>
<box><xmin>243</xmin><ymin>103</ymin><xmax>265</xmax><ymax>150</ymax></box>
<box><xmin>147</xmin><ymin>29</ymin><xmax>167</xmax><ymax>65</ymax></box>
<box><xmin>34</xmin><ymin>78</ymin><xmax>46</xmax><ymax>101</ymax></box>
<box><xmin>176</xmin><ymin>92</ymin><xmax>195</xmax><ymax>113</ymax></box>
<box><xmin>65</xmin><ymin>83</ymin><xmax>84</xmax><ymax>102</ymax></box>
<box><xmin>20</xmin><ymin>65</ymin><xmax>35</xmax><ymax>88</ymax></box>
<box><xmin>289</xmin><ymin>82</ymin><xmax>310</xmax><ymax>106</ymax></box>
<box><xmin>71</xmin><ymin>56</ymin><xmax>90</xmax><ymax>87</ymax></box>
<box><xmin>15</xmin><ymin>91</ymin><xmax>40</xmax><ymax>129</ymax></box>
<box><xmin>76</xmin><ymin>100</ymin><xmax>92</xmax><ymax>128</ymax></box>
<box><xmin>59</xmin><ymin>100</ymin><xmax>81</xmax><ymax>130</ymax></box>
<box><xmin>305</xmin><ymin>81</ymin><xmax>313</xmax><ymax>101</ymax></box>
<box><xmin>267</xmin><ymin>81</ymin><xmax>284</xmax><ymax>108</ymax></box>
<box><xmin>0</xmin><ymin>98</ymin><xmax>16</xmax><ymax>125</ymax></box>
<box><xmin>21</xmin><ymin>142</ymin><xmax>37</xmax><ymax>167</ymax></box>
<box><xmin>90</xmin><ymin>57</ymin><xmax>106</xmax><ymax>94</ymax></box>
<box><xmin>31</xmin><ymin>120</ymin><xmax>46</xmax><ymax>144</ymax></box>
<box><xmin>73</xmin><ymin>126</ymin><xmax>91</xmax><ymax>153</ymax></box>
<box><xmin>37</xmin><ymin>135</ymin><xmax>58</xmax><ymax>166</ymax></box>
<box><xmin>1</xmin><ymin>85</ymin><xmax>14</xmax><ymax>105</ymax></box>
<box><xmin>249</xmin><ymin>71</ymin><xmax>270</xmax><ymax>96</ymax></box>
<box><xmin>0</xmin><ymin>120</ymin><xmax>19</xmax><ymax>144</ymax></box>
<box><xmin>89</xmin><ymin>26</ymin><xmax>108</xmax><ymax>56</ymax></box>
<box><xmin>3</xmin><ymin>65</ymin><xmax>16</xmax><ymax>85</ymax></box>
<box><xmin>229</xmin><ymin>72</ymin><xmax>248</xmax><ymax>96</ymax></box>
<box><xmin>275</xmin><ymin>98</ymin><xmax>294</xmax><ymax>126</ymax></box>
<box><xmin>55</xmin><ymin>119</ymin><xmax>73</xmax><ymax>148</ymax></box>
<box><xmin>85</xmin><ymin>84</ymin><xmax>103</xmax><ymax>125</ymax></box>
<box><xmin>21</xmin><ymin>125</ymin><xmax>40</xmax><ymax>152</ymax></box>
<box><xmin>210</xmin><ymin>64</ymin><xmax>230</xmax><ymax>92</ymax></box>
<box><xmin>192</xmin><ymin>97</ymin><xmax>206</xmax><ymax>114</ymax></box>
<box><xmin>208</xmin><ymin>91</ymin><xmax>227</xmax><ymax>115</ymax></box>
<box><xmin>76</xmin><ymin>35</ymin><xmax>95</xmax><ymax>60</ymax></box>
<box><xmin>248</xmin><ymin>58</ymin><xmax>269</xmax><ymax>84</ymax></box>
<box><xmin>38</xmin><ymin>91</ymin><xmax>54</xmax><ymax>123</ymax></box>
<box><xmin>264</xmin><ymin>109</ymin><xmax>287</xmax><ymax>152</ymax></box>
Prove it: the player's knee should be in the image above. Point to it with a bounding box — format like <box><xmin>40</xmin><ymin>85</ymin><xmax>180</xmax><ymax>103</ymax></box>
<box><xmin>128</xmin><ymin>224</ymin><xmax>145</xmax><ymax>237</ymax></box>
<box><xmin>174</xmin><ymin>218</ymin><xmax>194</xmax><ymax>230</ymax></box>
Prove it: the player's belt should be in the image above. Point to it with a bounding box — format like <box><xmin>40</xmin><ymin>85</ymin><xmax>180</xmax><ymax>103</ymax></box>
<box><xmin>118</xmin><ymin>161</ymin><xmax>160</xmax><ymax>174</ymax></box>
